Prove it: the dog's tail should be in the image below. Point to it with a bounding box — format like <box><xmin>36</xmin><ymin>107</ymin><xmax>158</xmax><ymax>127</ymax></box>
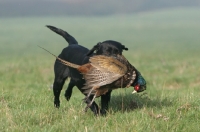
<box><xmin>46</xmin><ymin>25</ymin><xmax>78</xmax><ymax>45</ymax></box>
<box><xmin>38</xmin><ymin>46</ymin><xmax>80</xmax><ymax>69</ymax></box>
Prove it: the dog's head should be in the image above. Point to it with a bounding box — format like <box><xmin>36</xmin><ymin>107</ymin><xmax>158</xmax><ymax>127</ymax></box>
<box><xmin>87</xmin><ymin>40</ymin><xmax>128</xmax><ymax>56</ymax></box>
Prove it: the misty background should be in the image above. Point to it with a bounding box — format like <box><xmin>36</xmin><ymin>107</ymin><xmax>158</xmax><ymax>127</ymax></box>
<box><xmin>0</xmin><ymin>0</ymin><xmax>200</xmax><ymax>17</ymax></box>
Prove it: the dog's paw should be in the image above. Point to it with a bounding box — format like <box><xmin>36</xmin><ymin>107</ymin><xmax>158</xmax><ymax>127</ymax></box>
<box><xmin>64</xmin><ymin>92</ymin><xmax>72</xmax><ymax>101</ymax></box>
<box><xmin>100</xmin><ymin>109</ymin><xmax>107</xmax><ymax>116</ymax></box>
<box><xmin>65</xmin><ymin>95</ymin><xmax>71</xmax><ymax>101</ymax></box>
<box><xmin>54</xmin><ymin>100</ymin><xmax>60</xmax><ymax>108</ymax></box>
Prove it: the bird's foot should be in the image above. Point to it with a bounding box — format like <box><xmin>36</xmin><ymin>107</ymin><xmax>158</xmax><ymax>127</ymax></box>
<box><xmin>83</xmin><ymin>96</ymin><xmax>89</xmax><ymax>103</ymax></box>
<box><xmin>84</xmin><ymin>102</ymin><xmax>92</xmax><ymax>112</ymax></box>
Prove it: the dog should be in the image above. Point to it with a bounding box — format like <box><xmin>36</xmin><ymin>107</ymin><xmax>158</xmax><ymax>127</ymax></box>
<box><xmin>46</xmin><ymin>25</ymin><xmax>128</xmax><ymax>115</ymax></box>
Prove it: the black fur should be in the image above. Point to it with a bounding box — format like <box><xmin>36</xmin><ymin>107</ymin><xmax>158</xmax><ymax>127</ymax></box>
<box><xmin>47</xmin><ymin>25</ymin><xmax>128</xmax><ymax>115</ymax></box>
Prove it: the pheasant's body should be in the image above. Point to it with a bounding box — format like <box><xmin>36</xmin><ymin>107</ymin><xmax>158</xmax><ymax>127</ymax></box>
<box><xmin>61</xmin><ymin>54</ymin><xmax>137</xmax><ymax>109</ymax></box>
<box><xmin>81</xmin><ymin>55</ymin><xmax>137</xmax><ymax>97</ymax></box>
<box><xmin>39</xmin><ymin>46</ymin><xmax>146</xmax><ymax>110</ymax></box>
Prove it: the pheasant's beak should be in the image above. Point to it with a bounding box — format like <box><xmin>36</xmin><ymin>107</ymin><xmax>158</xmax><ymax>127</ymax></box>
<box><xmin>132</xmin><ymin>90</ymin><xmax>137</xmax><ymax>94</ymax></box>
<box><xmin>132</xmin><ymin>85</ymin><xmax>139</xmax><ymax>94</ymax></box>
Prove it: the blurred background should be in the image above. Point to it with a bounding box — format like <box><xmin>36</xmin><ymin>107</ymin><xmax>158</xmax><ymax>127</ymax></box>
<box><xmin>0</xmin><ymin>0</ymin><xmax>200</xmax><ymax>17</ymax></box>
<box><xmin>1</xmin><ymin>0</ymin><xmax>200</xmax><ymax>53</ymax></box>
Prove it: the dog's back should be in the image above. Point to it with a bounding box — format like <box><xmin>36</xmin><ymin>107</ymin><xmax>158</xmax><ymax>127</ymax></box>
<box><xmin>56</xmin><ymin>44</ymin><xmax>90</xmax><ymax>81</ymax></box>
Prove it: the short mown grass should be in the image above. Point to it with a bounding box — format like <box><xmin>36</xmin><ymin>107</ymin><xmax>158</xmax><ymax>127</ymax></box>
<box><xmin>0</xmin><ymin>7</ymin><xmax>200</xmax><ymax>132</ymax></box>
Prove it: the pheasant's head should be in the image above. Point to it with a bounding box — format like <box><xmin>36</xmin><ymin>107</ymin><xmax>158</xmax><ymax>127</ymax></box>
<box><xmin>132</xmin><ymin>73</ymin><xmax>146</xmax><ymax>93</ymax></box>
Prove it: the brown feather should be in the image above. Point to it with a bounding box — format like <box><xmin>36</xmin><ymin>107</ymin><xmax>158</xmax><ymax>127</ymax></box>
<box><xmin>89</xmin><ymin>55</ymin><xmax>127</xmax><ymax>75</ymax></box>
<box><xmin>77</xmin><ymin>63</ymin><xmax>92</xmax><ymax>74</ymax></box>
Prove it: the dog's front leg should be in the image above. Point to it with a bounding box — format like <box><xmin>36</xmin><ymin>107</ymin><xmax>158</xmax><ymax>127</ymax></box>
<box><xmin>64</xmin><ymin>81</ymin><xmax>75</xmax><ymax>101</ymax></box>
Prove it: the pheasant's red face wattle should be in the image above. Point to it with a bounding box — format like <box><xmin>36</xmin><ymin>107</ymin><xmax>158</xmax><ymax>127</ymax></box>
<box><xmin>134</xmin><ymin>85</ymin><xmax>140</xmax><ymax>91</ymax></box>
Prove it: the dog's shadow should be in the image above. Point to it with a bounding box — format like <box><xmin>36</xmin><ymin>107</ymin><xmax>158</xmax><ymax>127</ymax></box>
<box><xmin>108</xmin><ymin>92</ymin><xmax>172</xmax><ymax>113</ymax></box>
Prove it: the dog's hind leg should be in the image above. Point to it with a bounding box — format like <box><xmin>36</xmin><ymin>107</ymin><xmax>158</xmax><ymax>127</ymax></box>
<box><xmin>53</xmin><ymin>60</ymin><xmax>68</xmax><ymax>108</ymax></box>
<box><xmin>64</xmin><ymin>80</ymin><xmax>75</xmax><ymax>101</ymax></box>
<box><xmin>53</xmin><ymin>77</ymin><xmax>67</xmax><ymax>108</ymax></box>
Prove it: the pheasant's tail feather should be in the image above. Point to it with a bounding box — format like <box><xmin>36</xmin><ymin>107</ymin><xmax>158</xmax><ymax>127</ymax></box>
<box><xmin>38</xmin><ymin>46</ymin><xmax>80</xmax><ymax>69</ymax></box>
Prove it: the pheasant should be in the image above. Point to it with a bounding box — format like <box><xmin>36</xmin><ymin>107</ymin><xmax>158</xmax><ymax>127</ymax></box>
<box><xmin>39</xmin><ymin>46</ymin><xmax>146</xmax><ymax>110</ymax></box>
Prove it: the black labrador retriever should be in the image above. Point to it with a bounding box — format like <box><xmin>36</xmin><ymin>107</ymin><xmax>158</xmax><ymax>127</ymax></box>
<box><xmin>46</xmin><ymin>25</ymin><xmax>128</xmax><ymax>115</ymax></box>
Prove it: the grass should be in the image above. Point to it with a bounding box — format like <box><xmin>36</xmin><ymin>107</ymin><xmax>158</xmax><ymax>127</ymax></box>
<box><xmin>0</xmin><ymin>7</ymin><xmax>200</xmax><ymax>132</ymax></box>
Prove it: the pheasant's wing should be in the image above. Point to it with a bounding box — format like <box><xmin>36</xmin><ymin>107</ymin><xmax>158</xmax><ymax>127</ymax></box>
<box><xmin>83</xmin><ymin>55</ymin><xmax>128</xmax><ymax>95</ymax></box>
<box><xmin>84</xmin><ymin>67</ymin><xmax>122</xmax><ymax>86</ymax></box>
<box><xmin>82</xmin><ymin>67</ymin><xmax>123</xmax><ymax>95</ymax></box>
<box><xmin>89</xmin><ymin>55</ymin><xmax>127</xmax><ymax>75</ymax></box>
<box><xmin>84</xmin><ymin>55</ymin><xmax>128</xmax><ymax>87</ymax></box>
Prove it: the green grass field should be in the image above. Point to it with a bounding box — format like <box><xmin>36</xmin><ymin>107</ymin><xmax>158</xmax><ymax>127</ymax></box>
<box><xmin>0</xmin><ymin>7</ymin><xmax>200</xmax><ymax>132</ymax></box>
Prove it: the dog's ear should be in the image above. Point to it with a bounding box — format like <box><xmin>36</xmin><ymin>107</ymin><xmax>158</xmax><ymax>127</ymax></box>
<box><xmin>86</xmin><ymin>42</ymin><xmax>101</xmax><ymax>56</ymax></box>
<box><xmin>122</xmin><ymin>45</ymin><xmax>128</xmax><ymax>51</ymax></box>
